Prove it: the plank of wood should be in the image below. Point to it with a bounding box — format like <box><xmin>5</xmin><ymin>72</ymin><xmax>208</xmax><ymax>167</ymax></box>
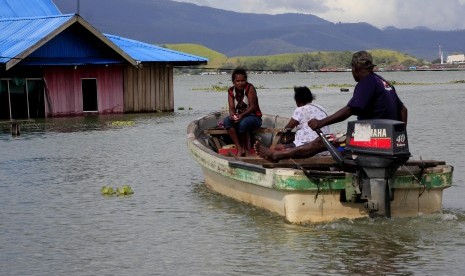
<box><xmin>262</xmin><ymin>159</ymin><xmax>338</xmax><ymax>168</ymax></box>
<box><xmin>270</xmin><ymin>132</ymin><xmax>283</xmax><ymax>150</ymax></box>
<box><xmin>203</xmin><ymin>129</ymin><xmax>228</xmax><ymax>135</ymax></box>
<box><xmin>405</xmin><ymin>160</ymin><xmax>446</xmax><ymax>166</ymax></box>
<box><xmin>203</xmin><ymin>127</ymin><xmax>286</xmax><ymax>135</ymax></box>
<box><xmin>242</xmin><ymin>156</ymin><xmax>338</xmax><ymax>167</ymax></box>
<box><xmin>211</xmin><ymin>137</ymin><xmax>222</xmax><ymax>150</ymax></box>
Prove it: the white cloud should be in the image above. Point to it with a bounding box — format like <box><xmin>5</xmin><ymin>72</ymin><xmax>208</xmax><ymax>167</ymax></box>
<box><xmin>174</xmin><ymin>0</ymin><xmax>465</xmax><ymax>30</ymax></box>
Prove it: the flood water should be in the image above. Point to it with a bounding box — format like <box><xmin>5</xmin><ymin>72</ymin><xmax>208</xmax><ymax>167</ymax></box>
<box><xmin>1</xmin><ymin>71</ymin><xmax>465</xmax><ymax>275</ymax></box>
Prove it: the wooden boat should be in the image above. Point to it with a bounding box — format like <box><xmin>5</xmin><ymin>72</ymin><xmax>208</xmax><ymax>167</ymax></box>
<box><xmin>187</xmin><ymin>111</ymin><xmax>453</xmax><ymax>224</ymax></box>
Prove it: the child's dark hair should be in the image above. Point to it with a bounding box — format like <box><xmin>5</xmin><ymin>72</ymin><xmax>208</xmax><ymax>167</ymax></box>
<box><xmin>231</xmin><ymin>68</ymin><xmax>247</xmax><ymax>81</ymax></box>
<box><xmin>294</xmin><ymin>86</ymin><xmax>315</xmax><ymax>104</ymax></box>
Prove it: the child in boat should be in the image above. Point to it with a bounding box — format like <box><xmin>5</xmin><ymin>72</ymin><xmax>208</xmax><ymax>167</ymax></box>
<box><xmin>276</xmin><ymin>86</ymin><xmax>330</xmax><ymax>150</ymax></box>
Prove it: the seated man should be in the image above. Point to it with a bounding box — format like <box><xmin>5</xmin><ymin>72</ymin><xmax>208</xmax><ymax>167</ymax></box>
<box><xmin>255</xmin><ymin>51</ymin><xmax>408</xmax><ymax>162</ymax></box>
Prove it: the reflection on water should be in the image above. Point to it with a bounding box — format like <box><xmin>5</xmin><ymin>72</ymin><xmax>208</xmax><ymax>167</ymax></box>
<box><xmin>1</xmin><ymin>72</ymin><xmax>465</xmax><ymax>275</ymax></box>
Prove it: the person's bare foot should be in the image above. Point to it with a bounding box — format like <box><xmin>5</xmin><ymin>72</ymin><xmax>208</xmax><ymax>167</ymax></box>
<box><xmin>274</xmin><ymin>144</ymin><xmax>285</xmax><ymax>151</ymax></box>
<box><xmin>254</xmin><ymin>141</ymin><xmax>277</xmax><ymax>162</ymax></box>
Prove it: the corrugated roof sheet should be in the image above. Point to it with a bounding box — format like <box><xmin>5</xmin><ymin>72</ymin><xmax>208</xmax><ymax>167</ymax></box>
<box><xmin>106</xmin><ymin>34</ymin><xmax>208</xmax><ymax>64</ymax></box>
<box><xmin>0</xmin><ymin>14</ymin><xmax>74</xmax><ymax>64</ymax></box>
<box><xmin>0</xmin><ymin>0</ymin><xmax>61</xmax><ymax>18</ymax></box>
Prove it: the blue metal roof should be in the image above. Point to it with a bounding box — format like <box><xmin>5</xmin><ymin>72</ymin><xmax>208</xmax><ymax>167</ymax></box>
<box><xmin>0</xmin><ymin>0</ymin><xmax>61</xmax><ymax>18</ymax></box>
<box><xmin>106</xmin><ymin>34</ymin><xmax>208</xmax><ymax>64</ymax></box>
<box><xmin>0</xmin><ymin>15</ymin><xmax>74</xmax><ymax>65</ymax></box>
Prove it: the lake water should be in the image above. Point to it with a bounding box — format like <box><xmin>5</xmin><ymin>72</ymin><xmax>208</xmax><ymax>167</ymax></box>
<box><xmin>1</xmin><ymin>71</ymin><xmax>465</xmax><ymax>275</ymax></box>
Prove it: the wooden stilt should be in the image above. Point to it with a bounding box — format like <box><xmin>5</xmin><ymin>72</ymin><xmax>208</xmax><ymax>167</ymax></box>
<box><xmin>11</xmin><ymin>122</ymin><xmax>20</xmax><ymax>136</ymax></box>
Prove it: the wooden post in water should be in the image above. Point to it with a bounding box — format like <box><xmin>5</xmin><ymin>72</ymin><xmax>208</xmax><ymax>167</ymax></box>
<box><xmin>11</xmin><ymin>122</ymin><xmax>20</xmax><ymax>136</ymax></box>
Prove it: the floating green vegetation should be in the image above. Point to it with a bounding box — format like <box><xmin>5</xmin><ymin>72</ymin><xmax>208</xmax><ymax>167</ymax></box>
<box><xmin>382</xmin><ymin>80</ymin><xmax>465</xmax><ymax>85</ymax></box>
<box><xmin>100</xmin><ymin>186</ymin><xmax>115</xmax><ymax>195</ymax></box>
<box><xmin>191</xmin><ymin>79</ymin><xmax>464</xmax><ymax>93</ymax></box>
<box><xmin>101</xmin><ymin>185</ymin><xmax>134</xmax><ymax>197</ymax></box>
<box><xmin>178</xmin><ymin>107</ymin><xmax>185</xmax><ymax>110</ymax></box>
<box><xmin>108</xmin><ymin>120</ymin><xmax>135</xmax><ymax>127</ymax></box>
<box><xmin>308</xmin><ymin>85</ymin><xmax>324</xmax><ymax>90</ymax></box>
<box><xmin>116</xmin><ymin>185</ymin><xmax>134</xmax><ymax>196</ymax></box>
<box><xmin>211</xmin><ymin>84</ymin><xmax>229</xmax><ymax>91</ymax></box>
<box><xmin>278</xmin><ymin>84</ymin><xmax>324</xmax><ymax>90</ymax></box>
<box><xmin>327</xmin><ymin>83</ymin><xmax>353</xmax><ymax>88</ymax></box>
<box><xmin>326</xmin><ymin>80</ymin><xmax>465</xmax><ymax>86</ymax></box>
<box><xmin>192</xmin><ymin>84</ymin><xmax>228</xmax><ymax>92</ymax></box>
<box><xmin>388</xmin><ymin>80</ymin><xmax>465</xmax><ymax>85</ymax></box>
<box><xmin>192</xmin><ymin>84</ymin><xmax>265</xmax><ymax>92</ymax></box>
<box><xmin>389</xmin><ymin>80</ymin><xmax>438</xmax><ymax>85</ymax></box>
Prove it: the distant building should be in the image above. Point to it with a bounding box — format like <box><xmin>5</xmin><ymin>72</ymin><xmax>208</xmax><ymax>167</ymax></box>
<box><xmin>446</xmin><ymin>54</ymin><xmax>465</xmax><ymax>64</ymax></box>
<box><xmin>0</xmin><ymin>0</ymin><xmax>207</xmax><ymax>120</ymax></box>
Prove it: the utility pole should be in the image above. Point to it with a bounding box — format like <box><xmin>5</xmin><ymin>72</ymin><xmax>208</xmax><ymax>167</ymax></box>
<box><xmin>439</xmin><ymin>45</ymin><xmax>443</xmax><ymax>64</ymax></box>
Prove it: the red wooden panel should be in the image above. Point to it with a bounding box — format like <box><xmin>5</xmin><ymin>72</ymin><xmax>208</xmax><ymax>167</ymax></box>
<box><xmin>43</xmin><ymin>65</ymin><xmax>124</xmax><ymax>116</ymax></box>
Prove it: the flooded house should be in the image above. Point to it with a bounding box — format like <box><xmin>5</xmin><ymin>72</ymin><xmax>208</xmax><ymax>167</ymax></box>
<box><xmin>0</xmin><ymin>0</ymin><xmax>207</xmax><ymax>120</ymax></box>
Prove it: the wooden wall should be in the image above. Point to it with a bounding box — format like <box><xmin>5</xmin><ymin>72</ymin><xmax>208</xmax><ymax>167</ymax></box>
<box><xmin>34</xmin><ymin>63</ymin><xmax>175</xmax><ymax>117</ymax></box>
<box><xmin>123</xmin><ymin>64</ymin><xmax>174</xmax><ymax>112</ymax></box>
<box><xmin>44</xmin><ymin>65</ymin><xmax>124</xmax><ymax>117</ymax></box>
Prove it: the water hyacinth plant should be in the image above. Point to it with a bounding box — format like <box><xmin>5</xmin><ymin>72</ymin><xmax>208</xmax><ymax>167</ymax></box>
<box><xmin>101</xmin><ymin>185</ymin><xmax>134</xmax><ymax>196</ymax></box>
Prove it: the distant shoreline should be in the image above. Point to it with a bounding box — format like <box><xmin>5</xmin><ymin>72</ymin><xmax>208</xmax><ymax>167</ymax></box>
<box><xmin>192</xmin><ymin>67</ymin><xmax>465</xmax><ymax>75</ymax></box>
<box><xmin>319</xmin><ymin>68</ymin><xmax>465</xmax><ymax>73</ymax></box>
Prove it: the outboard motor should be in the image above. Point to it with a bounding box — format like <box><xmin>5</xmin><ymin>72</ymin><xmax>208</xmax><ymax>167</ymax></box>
<box><xmin>344</xmin><ymin>119</ymin><xmax>410</xmax><ymax>217</ymax></box>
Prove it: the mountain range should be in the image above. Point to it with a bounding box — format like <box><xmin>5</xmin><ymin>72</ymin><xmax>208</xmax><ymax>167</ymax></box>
<box><xmin>53</xmin><ymin>0</ymin><xmax>465</xmax><ymax>61</ymax></box>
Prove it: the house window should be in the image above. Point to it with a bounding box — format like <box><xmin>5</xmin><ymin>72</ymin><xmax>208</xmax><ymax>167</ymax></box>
<box><xmin>0</xmin><ymin>79</ymin><xmax>45</xmax><ymax>120</ymax></box>
<box><xmin>82</xmin><ymin>78</ymin><xmax>98</xmax><ymax>112</ymax></box>
<box><xmin>27</xmin><ymin>79</ymin><xmax>45</xmax><ymax>118</ymax></box>
<box><xmin>8</xmin><ymin>79</ymin><xmax>28</xmax><ymax>119</ymax></box>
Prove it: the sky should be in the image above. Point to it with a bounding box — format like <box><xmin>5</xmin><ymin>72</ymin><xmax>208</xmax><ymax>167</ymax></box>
<box><xmin>174</xmin><ymin>0</ymin><xmax>465</xmax><ymax>31</ymax></box>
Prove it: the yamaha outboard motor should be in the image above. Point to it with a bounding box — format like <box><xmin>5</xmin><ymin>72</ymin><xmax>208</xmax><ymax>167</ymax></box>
<box><xmin>344</xmin><ymin>119</ymin><xmax>410</xmax><ymax>217</ymax></box>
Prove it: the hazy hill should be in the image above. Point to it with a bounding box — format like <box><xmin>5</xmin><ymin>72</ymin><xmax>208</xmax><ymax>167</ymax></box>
<box><xmin>162</xmin><ymin>44</ymin><xmax>425</xmax><ymax>73</ymax></box>
<box><xmin>53</xmin><ymin>0</ymin><xmax>465</xmax><ymax>61</ymax></box>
